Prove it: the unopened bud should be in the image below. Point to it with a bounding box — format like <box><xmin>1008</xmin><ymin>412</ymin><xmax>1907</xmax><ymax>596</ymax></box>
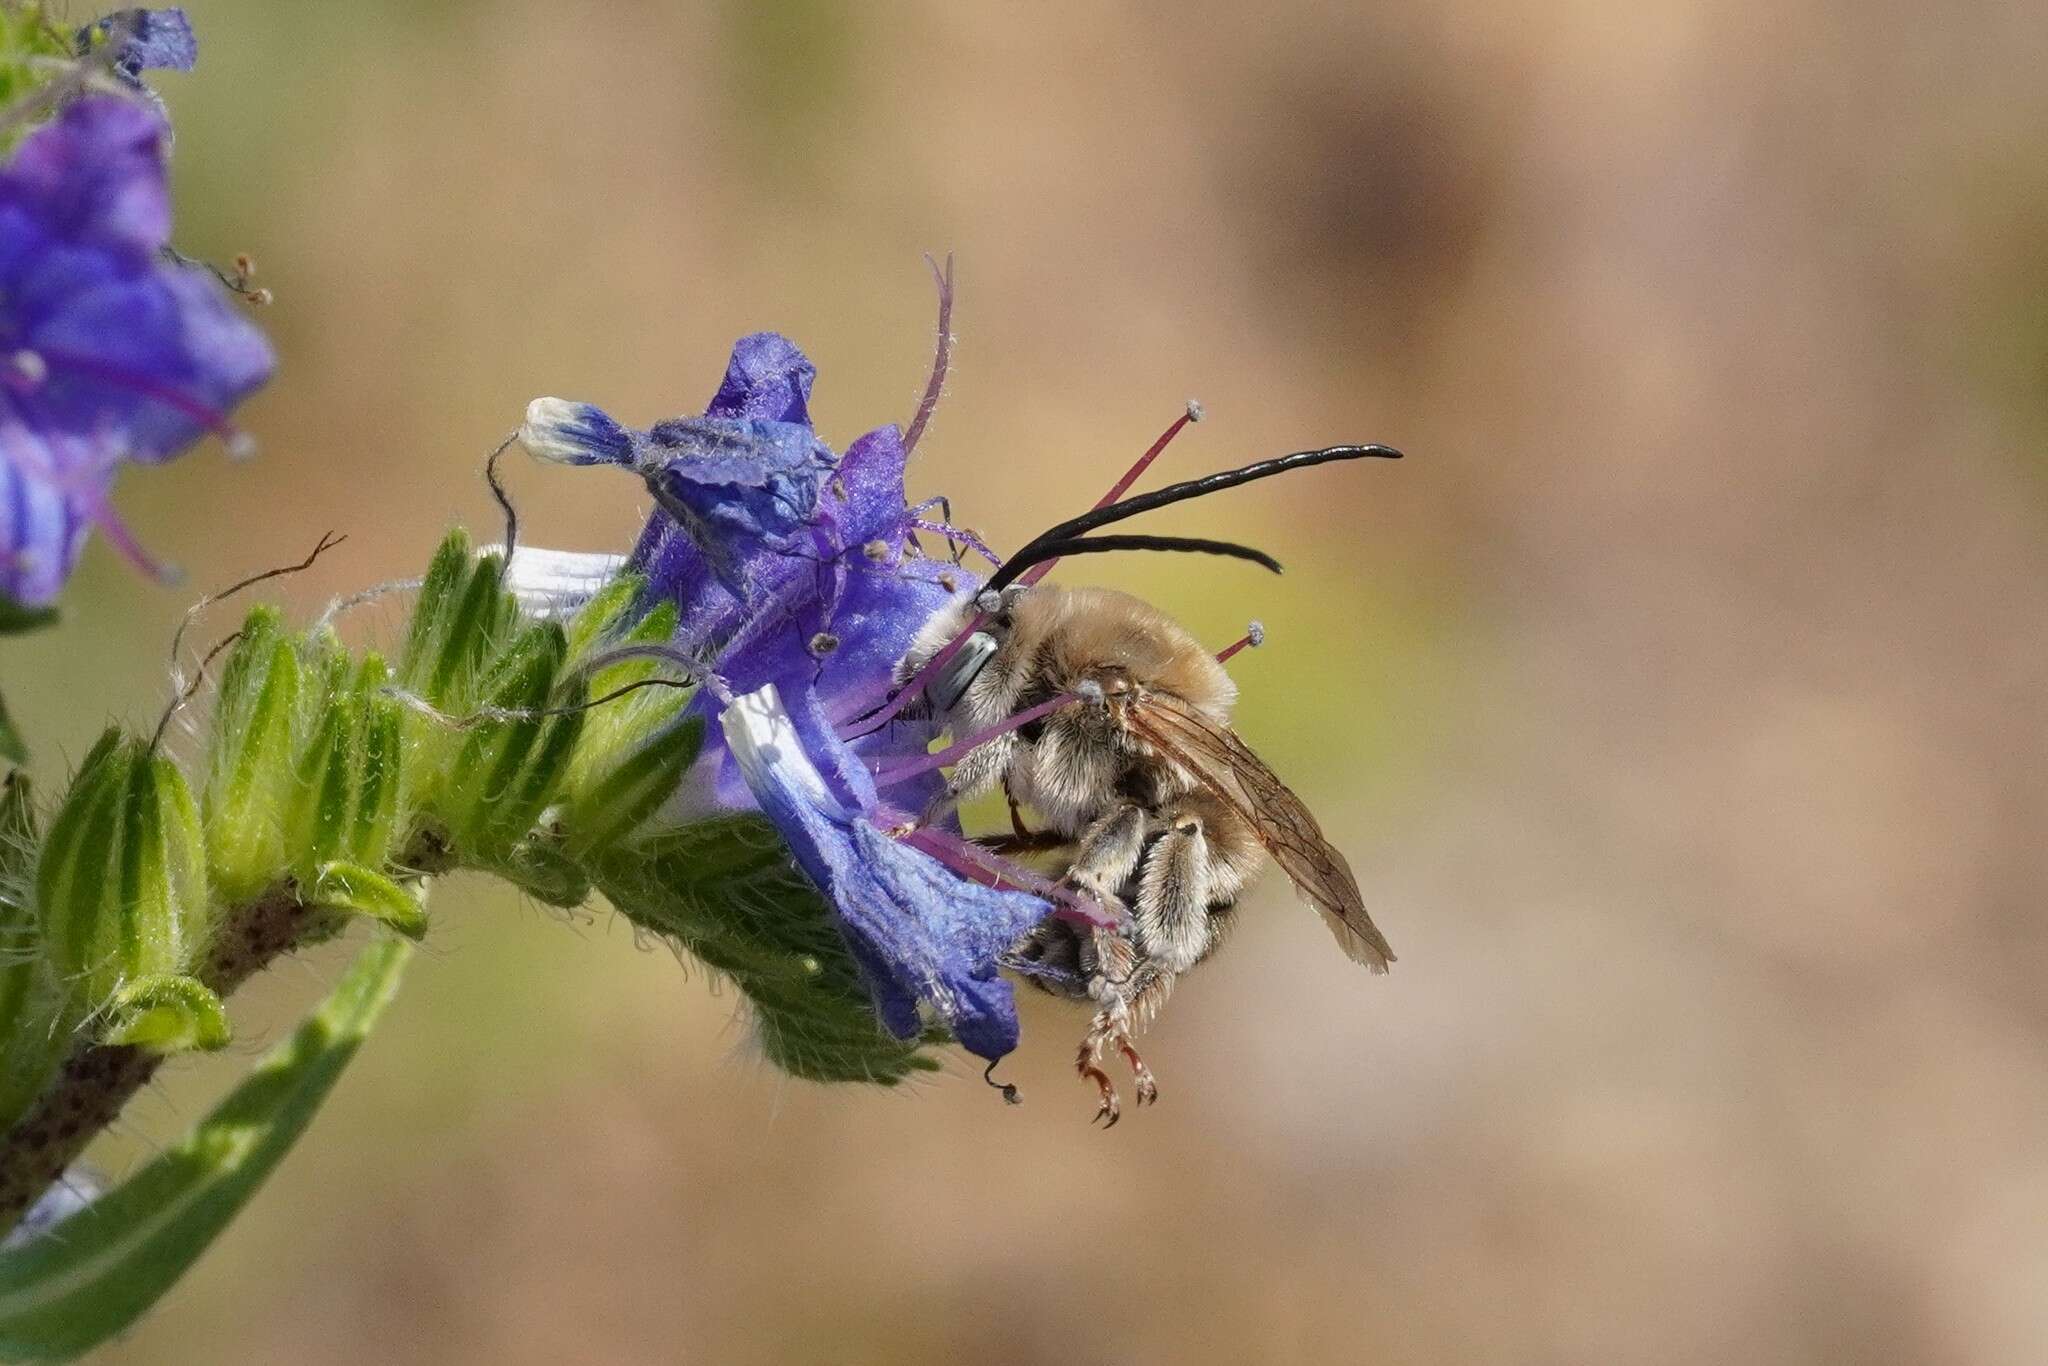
<box><xmin>439</xmin><ymin>620</ymin><xmax>581</xmax><ymax>856</ymax></box>
<box><xmin>39</xmin><ymin>732</ymin><xmax>211</xmax><ymax>1012</ymax></box>
<box><xmin>520</xmin><ymin>397</ymin><xmax>634</xmax><ymax>467</ymax></box>
<box><xmin>204</xmin><ymin>606</ymin><xmax>301</xmax><ymax>901</ymax></box>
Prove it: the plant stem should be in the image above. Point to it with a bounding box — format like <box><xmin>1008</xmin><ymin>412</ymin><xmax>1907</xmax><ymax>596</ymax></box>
<box><xmin>0</xmin><ymin>884</ymin><xmax>314</xmax><ymax>1224</ymax></box>
<box><xmin>0</xmin><ymin>836</ymin><xmax>449</xmax><ymax>1228</ymax></box>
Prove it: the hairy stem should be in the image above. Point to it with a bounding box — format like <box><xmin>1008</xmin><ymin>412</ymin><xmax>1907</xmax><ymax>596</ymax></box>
<box><xmin>0</xmin><ymin>840</ymin><xmax>448</xmax><ymax>1228</ymax></box>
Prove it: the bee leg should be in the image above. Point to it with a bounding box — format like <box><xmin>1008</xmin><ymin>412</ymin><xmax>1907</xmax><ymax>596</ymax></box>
<box><xmin>1004</xmin><ymin>920</ymin><xmax>1089</xmax><ymax>997</ymax></box>
<box><xmin>886</xmin><ymin>734</ymin><xmax>1017</xmax><ymax>836</ymax></box>
<box><xmin>1108</xmin><ymin>963</ymin><xmax>1172</xmax><ymax>1106</ymax></box>
<box><xmin>1062</xmin><ymin>802</ymin><xmax>1150</xmax><ymax>911</ymax></box>
<box><xmin>1113</xmin><ymin>1026</ymin><xmax>1157</xmax><ymax>1108</ymax></box>
<box><xmin>1003</xmin><ymin>777</ymin><xmax>1032</xmax><ymax>840</ymax></box>
<box><xmin>1077</xmin><ymin>1021</ymin><xmax>1121</xmax><ymax>1127</ymax></box>
<box><xmin>1075</xmin><ymin>926</ymin><xmax>1140</xmax><ymax>1126</ymax></box>
<box><xmin>1134</xmin><ymin>812</ymin><xmax>1219</xmax><ymax>976</ymax></box>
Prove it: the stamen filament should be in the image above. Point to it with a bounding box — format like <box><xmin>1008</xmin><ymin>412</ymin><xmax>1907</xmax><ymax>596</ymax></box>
<box><xmin>869</xmin><ymin>690</ymin><xmax>1079</xmax><ymax>787</ymax></box>
<box><xmin>36</xmin><ymin>347</ymin><xmax>252</xmax><ymax>454</ymax></box>
<box><xmin>898</xmin><ymin>824</ymin><xmax>1115</xmax><ymax>927</ymax></box>
<box><xmin>1019</xmin><ymin>399</ymin><xmax>1201</xmax><ymax>588</ymax></box>
<box><xmin>1215</xmin><ymin>619</ymin><xmax>1265</xmax><ymax>665</ymax></box>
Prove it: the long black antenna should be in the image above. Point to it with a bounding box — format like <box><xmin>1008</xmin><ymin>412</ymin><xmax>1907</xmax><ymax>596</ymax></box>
<box><xmin>996</xmin><ymin>534</ymin><xmax>1281</xmax><ymax>583</ymax></box>
<box><xmin>987</xmin><ymin>443</ymin><xmax>1400</xmax><ymax>593</ymax></box>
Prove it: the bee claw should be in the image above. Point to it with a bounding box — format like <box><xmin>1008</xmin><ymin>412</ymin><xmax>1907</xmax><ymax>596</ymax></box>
<box><xmin>1115</xmin><ymin>1033</ymin><xmax>1158</xmax><ymax>1106</ymax></box>
<box><xmin>1078</xmin><ymin>1041</ymin><xmax>1121</xmax><ymax>1127</ymax></box>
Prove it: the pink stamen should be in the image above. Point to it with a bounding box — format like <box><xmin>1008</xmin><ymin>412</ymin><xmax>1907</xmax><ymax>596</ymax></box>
<box><xmin>1215</xmin><ymin>619</ymin><xmax>1265</xmax><ymax>665</ymax></box>
<box><xmin>4</xmin><ymin>429</ymin><xmax>178</xmax><ymax>584</ymax></box>
<box><xmin>838</xmin><ymin>401</ymin><xmax>1201</xmax><ymax>739</ymax></box>
<box><xmin>1018</xmin><ymin>399</ymin><xmax>1202</xmax><ymax>589</ymax></box>
<box><xmin>899</xmin><ymin>824</ymin><xmax>1116</xmax><ymax>928</ymax></box>
<box><xmin>78</xmin><ymin>490</ymin><xmax>180</xmax><ymax>584</ymax></box>
<box><xmin>36</xmin><ymin>347</ymin><xmax>250</xmax><ymax>454</ymax></box>
<box><xmin>869</xmin><ymin>690</ymin><xmax>1079</xmax><ymax>788</ymax></box>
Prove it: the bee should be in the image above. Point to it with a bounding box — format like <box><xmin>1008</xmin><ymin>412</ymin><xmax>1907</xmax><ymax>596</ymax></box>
<box><xmin>886</xmin><ymin>441</ymin><xmax>1401</xmax><ymax>1123</ymax></box>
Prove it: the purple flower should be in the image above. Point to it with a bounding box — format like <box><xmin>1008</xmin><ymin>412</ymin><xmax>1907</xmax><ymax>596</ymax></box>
<box><xmin>525</xmin><ymin>334</ymin><xmax>1064</xmax><ymax>1061</ymax></box>
<box><xmin>0</xmin><ymin>97</ymin><xmax>273</xmax><ymax>607</ymax></box>
<box><xmin>721</xmin><ymin>683</ymin><xmax>1051</xmax><ymax>1061</ymax></box>
<box><xmin>524</xmin><ymin>334</ymin><xmax>964</xmax><ymax>803</ymax></box>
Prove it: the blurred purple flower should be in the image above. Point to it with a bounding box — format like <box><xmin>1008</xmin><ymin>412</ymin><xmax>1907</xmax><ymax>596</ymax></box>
<box><xmin>524</xmin><ymin>334</ymin><xmax>1059</xmax><ymax>1060</ymax></box>
<box><xmin>0</xmin><ymin>97</ymin><xmax>273</xmax><ymax>607</ymax></box>
<box><xmin>77</xmin><ymin>9</ymin><xmax>198</xmax><ymax>84</ymax></box>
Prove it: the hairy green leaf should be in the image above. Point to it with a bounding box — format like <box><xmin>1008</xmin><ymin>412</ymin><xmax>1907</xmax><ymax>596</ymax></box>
<box><xmin>307</xmin><ymin>863</ymin><xmax>427</xmax><ymax>940</ymax></box>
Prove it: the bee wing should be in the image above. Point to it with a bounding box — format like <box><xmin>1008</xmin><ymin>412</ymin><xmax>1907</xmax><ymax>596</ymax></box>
<box><xmin>1126</xmin><ymin>693</ymin><xmax>1395</xmax><ymax>972</ymax></box>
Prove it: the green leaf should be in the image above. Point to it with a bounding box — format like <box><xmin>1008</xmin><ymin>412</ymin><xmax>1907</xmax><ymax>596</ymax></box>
<box><xmin>99</xmin><ymin>977</ymin><xmax>229</xmax><ymax>1054</ymax></box>
<box><xmin>0</xmin><ymin>599</ymin><xmax>54</xmax><ymax>638</ymax></box>
<box><xmin>562</xmin><ymin>713</ymin><xmax>704</xmax><ymax>859</ymax></box>
<box><xmin>591</xmin><ymin>815</ymin><xmax>942</xmax><ymax>1086</ymax></box>
<box><xmin>306</xmin><ymin>863</ymin><xmax>427</xmax><ymax>940</ymax></box>
<box><xmin>0</xmin><ymin>935</ymin><xmax>413</xmax><ymax>1362</ymax></box>
<box><xmin>0</xmin><ymin>693</ymin><xmax>23</xmax><ymax>769</ymax></box>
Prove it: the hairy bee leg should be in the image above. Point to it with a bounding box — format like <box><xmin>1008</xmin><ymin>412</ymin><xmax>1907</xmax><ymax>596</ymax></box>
<box><xmin>1134</xmin><ymin>813</ymin><xmax>1219</xmax><ymax>975</ymax></box>
<box><xmin>1074</xmin><ymin>927</ymin><xmax>1141</xmax><ymax>1125</ymax></box>
<box><xmin>1063</xmin><ymin>803</ymin><xmax>1150</xmax><ymax>906</ymax></box>
<box><xmin>1005</xmin><ymin>920</ymin><xmax>1089</xmax><ymax>997</ymax></box>
<box><xmin>886</xmin><ymin>733</ymin><xmax>1018</xmax><ymax>836</ymax></box>
<box><xmin>1109</xmin><ymin>963</ymin><xmax>1173</xmax><ymax>1106</ymax></box>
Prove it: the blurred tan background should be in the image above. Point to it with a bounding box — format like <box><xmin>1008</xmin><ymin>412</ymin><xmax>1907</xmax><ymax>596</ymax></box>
<box><xmin>7</xmin><ymin>0</ymin><xmax>2048</xmax><ymax>1361</ymax></box>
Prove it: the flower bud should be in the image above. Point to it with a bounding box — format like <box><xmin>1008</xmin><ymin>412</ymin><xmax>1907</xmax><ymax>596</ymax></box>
<box><xmin>286</xmin><ymin>651</ymin><xmax>410</xmax><ymax>882</ymax></box>
<box><xmin>284</xmin><ymin>661</ymin><xmax>358</xmax><ymax>883</ymax></box>
<box><xmin>559</xmin><ymin>598</ymin><xmax>703</xmax><ymax>858</ymax></box>
<box><xmin>39</xmin><ymin>732</ymin><xmax>211</xmax><ymax>1012</ymax></box>
<box><xmin>397</xmin><ymin>534</ymin><xmax>518</xmax><ymax>713</ymax></box>
<box><xmin>520</xmin><ymin>398</ymin><xmax>633</xmax><ymax>467</ymax></box>
<box><xmin>561</xmin><ymin>572</ymin><xmax>645</xmax><ymax>659</ymax></box>
<box><xmin>204</xmin><ymin>606</ymin><xmax>300</xmax><ymax>901</ymax></box>
<box><xmin>347</xmin><ymin>659</ymin><xmax>405</xmax><ymax>869</ymax></box>
<box><xmin>395</xmin><ymin>528</ymin><xmax>473</xmax><ymax>701</ymax></box>
<box><xmin>433</xmin><ymin>620</ymin><xmax>582</xmax><ymax>857</ymax></box>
